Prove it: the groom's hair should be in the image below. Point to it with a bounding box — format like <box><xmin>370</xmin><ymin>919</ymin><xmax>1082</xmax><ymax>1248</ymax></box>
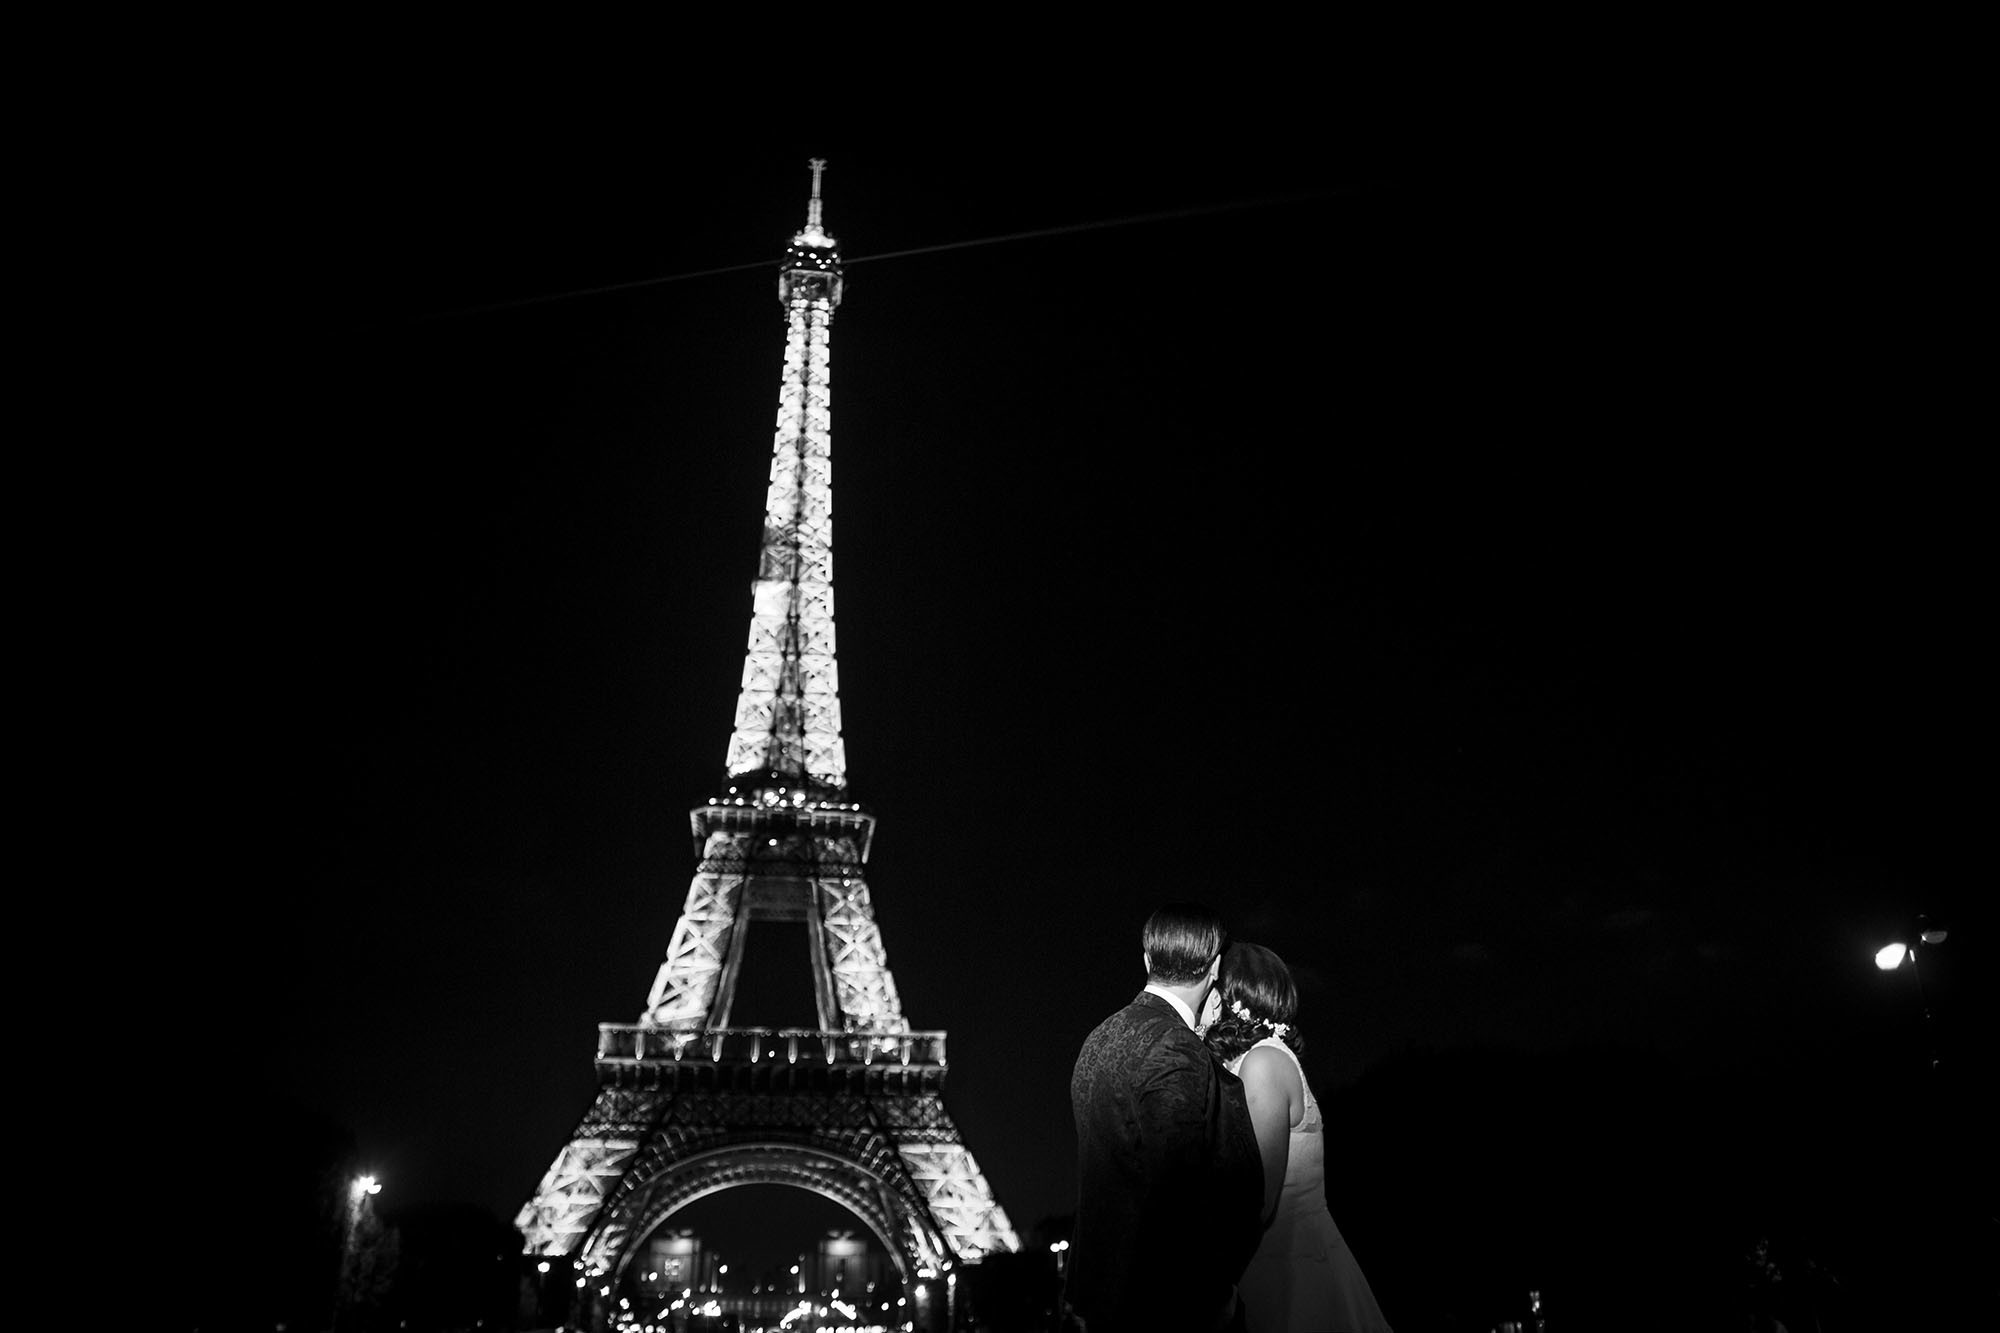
<box><xmin>1143</xmin><ymin>903</ymin><xmax>1228</xmax><ymax>985</ymax></box>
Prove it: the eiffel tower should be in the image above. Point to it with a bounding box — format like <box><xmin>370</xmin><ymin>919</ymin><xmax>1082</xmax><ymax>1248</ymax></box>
<box><xmin>515</xmin><ymin>161</ymin><xmax>1019</xmax><ymax>1330</ymax></box>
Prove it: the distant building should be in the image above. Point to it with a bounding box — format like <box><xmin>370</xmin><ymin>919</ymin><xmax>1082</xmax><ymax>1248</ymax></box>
<box><xmin>812</xmin><ymin>1227</ymin><xmax>897</xmax><ymax>1301</ymax></box>
<box><xmin>632</xmin><ymin>1228</ymin><xmax>719</xmax><ymax>1301</ymax></box>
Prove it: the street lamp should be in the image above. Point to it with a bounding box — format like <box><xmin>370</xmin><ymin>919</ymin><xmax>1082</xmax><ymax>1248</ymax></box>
<box><xmin>1874</xmin><ymin>914</ymin><xmax>1948</xmax><ymax>1072</ymax></box>
<box><xmin>335</xmin><ymin>1174</ymin><xmax>383</xmax><ymax>1332</ymax></box>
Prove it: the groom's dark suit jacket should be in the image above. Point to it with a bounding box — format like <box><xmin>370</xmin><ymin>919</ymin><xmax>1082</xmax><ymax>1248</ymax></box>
<box><xmin>1065</xmin><ymin>989</ymin><xmax>1264</xmax><ymax>1331</ymax></box>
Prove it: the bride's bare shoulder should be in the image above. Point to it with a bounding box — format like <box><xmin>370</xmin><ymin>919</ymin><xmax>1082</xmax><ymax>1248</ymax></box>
<box><xmin>1238</xmin><ymin>1042</ymin><xmax>1303</xmax><ymax>1094</ymax></box>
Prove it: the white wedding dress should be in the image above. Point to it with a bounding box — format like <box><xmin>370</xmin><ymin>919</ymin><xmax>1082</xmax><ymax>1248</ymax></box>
<box><xmin>1227</xmin><ymin>1037</ymin><xmax>1393</xmax><ymax>1333</ymax></box>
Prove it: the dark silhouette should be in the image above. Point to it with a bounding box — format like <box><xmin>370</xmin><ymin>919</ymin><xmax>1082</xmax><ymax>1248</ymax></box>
<box><xmin>1065</xmin><ymin>903</ymin><xmax>1262</xmax><ymax>1332</ymax></box>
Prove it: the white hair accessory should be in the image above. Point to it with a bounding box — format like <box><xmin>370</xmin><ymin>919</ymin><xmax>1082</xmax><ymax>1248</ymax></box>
<box><xmin>1228</xmin><ymin>997</ymin><xmax>1290</xmax><ymax>1039</ymax></box>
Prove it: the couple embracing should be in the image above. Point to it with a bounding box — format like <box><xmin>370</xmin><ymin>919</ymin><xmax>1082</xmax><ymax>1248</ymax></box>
<box><xmin>1065</xmin><ymin>903</ymin><xmax>1393</xmax><ymax>1333</ymax></box>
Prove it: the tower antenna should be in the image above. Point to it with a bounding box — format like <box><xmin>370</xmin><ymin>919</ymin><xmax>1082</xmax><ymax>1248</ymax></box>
<box><xmin>806</xmin><ymin>157</ymin><xmax>827</xmax><ymax>231</ymax></box>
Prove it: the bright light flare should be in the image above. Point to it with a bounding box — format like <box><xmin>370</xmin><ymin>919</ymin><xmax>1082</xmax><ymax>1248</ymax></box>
<box><xmin>1875</xmin><ymin>942</ymin><xmax>1909</xmax><ymax>970</ymax></box>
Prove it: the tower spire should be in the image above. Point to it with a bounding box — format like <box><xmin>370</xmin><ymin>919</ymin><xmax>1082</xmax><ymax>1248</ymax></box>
<box><xmin>725</xmin><ymin>160</ymin><xmax>845</xmax><ymax>792</ymax></box>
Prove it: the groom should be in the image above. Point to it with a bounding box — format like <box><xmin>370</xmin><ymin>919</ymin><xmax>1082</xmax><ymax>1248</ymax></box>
<box><xmin>1064</xmin><ymin>902</ymin><xmax>1264</xmax><ymax>1332</ymax></box>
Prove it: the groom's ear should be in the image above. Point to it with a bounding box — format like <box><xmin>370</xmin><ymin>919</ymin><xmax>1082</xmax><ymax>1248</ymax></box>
<box><xmin>1207</xmin><ymin>955</ymin><xmax>1221</xmax><ymax>984</ymax></box>
<box><xmin>1142</xmin><ymin>950</ymin><xmax>1152</xmax><ymax>977</ymax></box>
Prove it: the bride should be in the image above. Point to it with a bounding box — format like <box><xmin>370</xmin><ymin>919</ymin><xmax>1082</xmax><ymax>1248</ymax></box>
<box><xmin>1202</xmin><ymin>942</ymin><xmax>1394</xmax><ymax>1333</ymax></box>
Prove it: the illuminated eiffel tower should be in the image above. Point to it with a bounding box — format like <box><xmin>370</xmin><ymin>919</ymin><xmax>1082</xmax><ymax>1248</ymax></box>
<box><xmin>515</xmin><ymin>161</ymin><xmax>1018</xmax><ymax>1331</ymax></box>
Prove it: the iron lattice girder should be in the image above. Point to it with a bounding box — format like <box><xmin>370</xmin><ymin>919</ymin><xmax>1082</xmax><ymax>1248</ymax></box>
<box><xmin>728</xmin><ymin>294</ymin><xmax>845</xmax><ymax>787</ymax></box>
<box><xmin>645</xmin><ymin>815</ymin><xmax>904</xmax><ymax>1034</ymax></box>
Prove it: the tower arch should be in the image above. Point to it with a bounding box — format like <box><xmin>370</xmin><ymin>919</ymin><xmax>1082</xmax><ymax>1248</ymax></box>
<box><xmin>599</xmin><ymin>1142</ymin><xmax>945</xmax><ymax>1293</ymax></box>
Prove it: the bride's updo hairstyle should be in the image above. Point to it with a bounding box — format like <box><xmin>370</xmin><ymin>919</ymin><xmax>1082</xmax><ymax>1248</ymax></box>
<box><xmin>1204</xmin><ymin>941</ymin><xmax>1305</xmax><ymax>1064</ymax></box>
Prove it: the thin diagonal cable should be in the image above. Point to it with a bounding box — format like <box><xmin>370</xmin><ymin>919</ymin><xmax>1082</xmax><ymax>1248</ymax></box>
<box><xmin>843</xmin><ymin>189</ymin><xmax>1361</xmax><ymax>266</ymax></box>
<box><xmin>415</xmin><ymin>186</ymin><xmax>1373</xmax><ymax>322</ymax></box>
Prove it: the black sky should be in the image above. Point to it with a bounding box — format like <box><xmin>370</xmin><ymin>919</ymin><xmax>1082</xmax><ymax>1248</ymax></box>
<box><xmin>153</xmin><ymin>48</ymin><xmax>1990</xmax><ymax>1325</ymax></box>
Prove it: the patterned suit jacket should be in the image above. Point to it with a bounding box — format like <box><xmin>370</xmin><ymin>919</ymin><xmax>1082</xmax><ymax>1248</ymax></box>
<box><xmin>1065</xmin><ymin>990</ymin><xmax>1264</xmax><ymax>1331</ymax></box>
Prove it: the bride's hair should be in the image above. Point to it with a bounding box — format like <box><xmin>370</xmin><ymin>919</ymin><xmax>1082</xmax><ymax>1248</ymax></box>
<box><xmin>1203</xmin><ymin>941</ymin><xmax>1306</xmax><ymax>1064</ymax></box>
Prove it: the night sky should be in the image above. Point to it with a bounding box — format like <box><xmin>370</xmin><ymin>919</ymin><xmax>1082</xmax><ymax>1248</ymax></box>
<box><xmin>162</xmin><ymin>55</ymin><xmax>1989</xmax><ymax>1328</ymax></box>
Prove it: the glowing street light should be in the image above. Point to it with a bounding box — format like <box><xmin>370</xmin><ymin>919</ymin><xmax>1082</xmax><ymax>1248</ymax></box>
<box><xmin>335</xmin><ymin>1175</ymin><xmax>384</xmax><ymax>1332</ymax></box>
<box><xmin>1876</xmin><ymin>920</ymin><xmax>1948</xmax><ymax>971</ymax></box>
<box><xmin>1873</xmin><ymin>914</ymin><xmax>1949</xmax><ymax>1072</ymax></box>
